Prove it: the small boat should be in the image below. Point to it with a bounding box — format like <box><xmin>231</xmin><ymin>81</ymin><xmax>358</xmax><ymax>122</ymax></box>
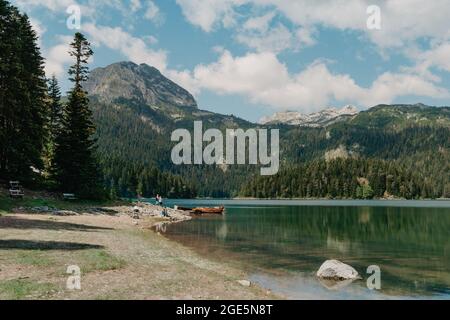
<box><xmin>192</xmin><ymin>206</ymin><xmax>225</xmax><ymax>215</ymax></box>
<box><xmin>174</xmin><ymin>206</ymin><xmax>193</xmax><ymax>211</ymax></box>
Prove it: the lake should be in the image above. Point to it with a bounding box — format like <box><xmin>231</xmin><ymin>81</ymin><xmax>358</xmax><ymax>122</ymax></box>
<box><xmin>158</xmin><ymin>199</ymin><xmax>450</xmax><ymax>300</ymax></box>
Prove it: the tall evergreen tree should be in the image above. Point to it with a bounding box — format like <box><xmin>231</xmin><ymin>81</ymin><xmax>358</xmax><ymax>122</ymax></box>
<box><xmin>52</xmin><ymin>32</ymin><xmax>102</xmax><ymax>198</ymax></box>
<box><xmin>0</xmin><ymin>0</ymin><xmax>47</xmax><ymax>183</ymax></box>
<box><xmin>47</xmin><ymin>75</ymin><xmax>63</xmax><ymax>140</ymax></box>
<box><xmin>43</xmin><ymin>75</ymin><xmax>63</xmax><ymax>173</ymax></box>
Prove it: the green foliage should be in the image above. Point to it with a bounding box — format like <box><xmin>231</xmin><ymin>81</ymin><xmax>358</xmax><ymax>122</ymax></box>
<box><xmin>91</xmin><ymin>95</ymin><xmax>449</xmax><ymax>199</ymax></box>
<box><xmin>240</xmin><ymin>158</ymin><xmax>438</xmax><ymax>199</ymax></box>
<box><xmin>358</xmin><ymin>184</ymin><xmax>374</xmax><ymax>199</ymax></box>
<box><xmin>0</xmin><ymin>0</ymin><xmax>47</xmax><ymax>184</ymax></box>
<box><xmin>46</xmin><ymin>75</ymin><xmax>63</xmax><ymax>141</ymax></box>
<box><xmin>42</xmin><ymin>75</ymin><xmax>63</xmax><ymax>175</ymax></box>
<box><xmin>102</xmin><ymin>157</ymin><xmax>196</xmax><ymax>199</ymax></box>
<box><xmin>52</xmin><ymin>33</ymin><xmax>103</xmax><ymax>199</ymax></box>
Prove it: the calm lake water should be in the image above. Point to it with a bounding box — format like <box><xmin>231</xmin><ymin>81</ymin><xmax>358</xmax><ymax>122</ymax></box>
<box><xmin>158</xmin><ymin>200</ymin><xmax>450</xmax><ymax>300</ymax></box>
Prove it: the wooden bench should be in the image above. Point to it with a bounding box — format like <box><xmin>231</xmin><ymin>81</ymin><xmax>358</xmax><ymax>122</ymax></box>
<box><xmin>9</xmin><ymin>189</ymin><xmax>24</xmax><ymax>198</ymax></box>
<box><xmin>63</xmin><ymin>193</ymin><xmax>77</xmax><ymax>201</ymax></box>
<box><xmin>9</xmin><ymin>181</ymin><xmax>24</xmax><ymax>198</ymax></box>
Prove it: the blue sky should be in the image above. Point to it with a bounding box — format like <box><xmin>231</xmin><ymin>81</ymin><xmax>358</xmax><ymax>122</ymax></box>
<box><xmin>11</xmin><ymin>0</ymin><xmax>450</xmax><ymax>122</ymax></box>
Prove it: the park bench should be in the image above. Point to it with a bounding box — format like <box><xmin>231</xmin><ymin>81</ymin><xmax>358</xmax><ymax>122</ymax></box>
<box><xmin>9</xmin><ymin>181</ymin><xmax>24</xmax><ymax>199</ymax></box>
<box><xmin>63</xmin><ymin>193</ymin><xmax>77</xmax><ymax>201</ymax></box>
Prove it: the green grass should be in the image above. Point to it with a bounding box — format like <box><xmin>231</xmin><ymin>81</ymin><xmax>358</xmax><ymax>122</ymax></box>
<box><xmin>0</xmin><ymin>193</ymin><xmax>129</xmax><ymax>216</ymax></box>
<box><xmin>78</xmin><ymin>249</ymin><xmax>127</xmax><ymax>273</ymax></box>
<box><xmin>0</xmin><ymin>194</ymin><xmax>69</xmax><ymax>214</ymax></box>
<box><xmin>0</xmin><ymin>195</ymin><xmax>15</xmax><ymax>215</ymax></box>
<box><xmin>0</xmin><ymin>279</ymin><xmax>57</xmax><ymax>300</ymax></box>
<box><xmin>16</xmin><ymin>251</ymin><xmax>53</xmax><ymax>267</ymax></box>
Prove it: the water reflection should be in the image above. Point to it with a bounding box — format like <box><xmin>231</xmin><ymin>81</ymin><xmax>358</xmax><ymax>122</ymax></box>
<box><xmin>163</xmin><ymin>202</ymin><xmax>450</xmax><ymax>298</ymax></box>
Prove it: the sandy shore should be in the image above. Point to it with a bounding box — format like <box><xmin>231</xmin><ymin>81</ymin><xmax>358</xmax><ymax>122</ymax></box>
<box><xmin>0</xmin><ymin>202</ymin><xmax>279</xmax><ymax>300</ymax></box>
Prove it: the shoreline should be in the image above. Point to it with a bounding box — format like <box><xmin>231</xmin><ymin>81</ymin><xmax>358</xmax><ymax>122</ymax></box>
<box><xmin>0</xmin><ymin>200</ymin><xmax>279</xmax><ymax>300</ymax></box>
<box><xmin>160</xmin><ymin>198</ymin><xmax>450</xmax><ymax>209</ymax></box>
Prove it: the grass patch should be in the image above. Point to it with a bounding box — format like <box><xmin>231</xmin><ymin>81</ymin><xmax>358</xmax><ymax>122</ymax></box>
<box><xmin>79</xmin><ymin>249</ymin><xmax>126</xmax><ymax>273</ymax></box>
<box><xmin>16</xmin><ymin>251</ymin><xmax>53</xmax><ymax>267</ymax></box>
<box><xmin>0</xmin><ymin>195</ymin><xmax>70</xmax><ymax>215</ymax></box>
<box><xmin>0</xmin><ymin>195</ymin><xmax>15</xmax><ymax>215</ymax></box>
<box><xmin>0</xmin><ymin>279</ymin><xmax>57</xmax><ymax>300</ymax></box>
<box><xmin>0</xmin><ymin>193</ymin><xmax>129</xmax><ymax>215</ymax></box>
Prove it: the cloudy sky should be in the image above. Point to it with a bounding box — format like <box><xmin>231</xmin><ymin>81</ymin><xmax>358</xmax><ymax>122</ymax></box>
<box><xmin>11</xmin><ymin>0</ymin><xmax>450</xmax><ymax>121</ymax></box>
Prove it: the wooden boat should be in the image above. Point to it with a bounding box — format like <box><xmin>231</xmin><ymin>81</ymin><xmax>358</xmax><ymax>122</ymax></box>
<box><xmin>174</xmin><ymin>206</ymin><xmax>193</xmax><ymax>211</ymax></box>
<box><xmin>191</xmin><ymin>206</ymin><xmax>225</xmax><ymax>215</ymax></box>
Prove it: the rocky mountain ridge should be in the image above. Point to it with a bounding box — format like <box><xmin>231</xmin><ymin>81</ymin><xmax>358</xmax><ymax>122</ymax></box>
<box><xmin>259</xmin><ymin>105</ymin><xmax>359</xmax><ymax>127</ymax></box>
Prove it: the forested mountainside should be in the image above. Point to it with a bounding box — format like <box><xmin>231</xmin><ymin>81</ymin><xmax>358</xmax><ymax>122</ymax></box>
<box><xmin>2</xmin><ymin>0</ymin><xmax>447</xmax><ymax>200</ymax></box>
<box><xmin>88</xmin><ymin>62</ymin><xmax>450</xmax><ymax>199</ymax></box>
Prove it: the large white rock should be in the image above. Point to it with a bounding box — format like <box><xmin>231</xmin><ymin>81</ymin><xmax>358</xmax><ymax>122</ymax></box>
<box><xmin>237</xmin><ymin>280</ymin><xmax>251</xmax><ymax>287</ymax></box>
<box><xmin>316</xmin><ymin>260</ymin><xmax>361</xmax><ymax>280</ymax></box>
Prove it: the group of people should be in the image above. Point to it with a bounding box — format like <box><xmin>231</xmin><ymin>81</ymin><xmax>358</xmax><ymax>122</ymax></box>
<box><xmin>132</xmin><ymin>194</ymin><xmax>167</xmax><ymax>218</ymax></box>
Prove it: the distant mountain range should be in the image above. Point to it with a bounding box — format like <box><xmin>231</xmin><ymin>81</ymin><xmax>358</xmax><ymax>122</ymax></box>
<box><xmin>259</xmin><ymin>105</ymin><xmax>359</xmax><ymax>127</ymax></box>
<box><xmin>85</xmin><ymin>61</ymin><xmax>450</xmax><ymax>198</ymax></box>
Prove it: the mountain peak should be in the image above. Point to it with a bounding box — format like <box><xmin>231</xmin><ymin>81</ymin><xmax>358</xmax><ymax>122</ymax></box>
<box><xmin>84</xmin><ymin>61</ymin><xmax>197</xmax><ymax>109</ymax></box>
<box><xmin>260</xmin><ymin>105</ymin><xmax>359</xmax><ymax>126</ymax></box>
<box><xmin>340</xmin><ymin>105</ymin><xmax>358</xmax><ymax>113</ymax></box>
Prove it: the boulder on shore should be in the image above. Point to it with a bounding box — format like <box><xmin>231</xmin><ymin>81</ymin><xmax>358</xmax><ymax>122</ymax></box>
<box><xmin>237</xmin><ymin>280</ymin><xmax>251</xmax><ymax>287</ymax></box>
<box><xmin>316</xmin><ymin>260</ymin><xmax>361</xmax><ymax>281</ymax></box>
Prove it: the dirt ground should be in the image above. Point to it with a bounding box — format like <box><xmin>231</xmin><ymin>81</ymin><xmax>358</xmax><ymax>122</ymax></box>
<box><xmin>0</xmin><ymin>211</ymin><xmax>278</xmax><ymax>300</ymax></box>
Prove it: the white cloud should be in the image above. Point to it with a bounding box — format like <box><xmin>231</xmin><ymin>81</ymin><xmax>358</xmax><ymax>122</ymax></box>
<box><xmin>296</xmin><ymin>27</ymin><xmax>316</xmax><ymax>47</ymax></box>
<box><xmin>14</xmin><ymin>0</ymin><xmax>96</xmax><ymax>18</ymax></box>
<box><xmin>14</xmin><ymin>0</ymin><xmax>75</xmax><ymax>11</ymax></box>
<box><xmin>172</xmin><ymin>0</ymin><xmax>450</xmax><ymax>111</ymax></box>
<box><xmin>82</xmin><ymin>23</ymin><xmax>167</xmax><ymax>71</ymax></box>
<box><xmin>414</xmin><ymin>42</ymin><xmax>450</xmax><ymax>73</ymax></box>
<box><xmin>144</xmin><ymin>1</ymin><xmax>162</xmax><ymax>23</ymax></box>
<box><xmin>130</xmin><ymin>0</ymin><xmax>142</xmax><ymax>12</ymax></box>
<box><xmin>175</xmin><ymin>0</ymin><xmax>242</xmax><ymax>32</ymax></box>
<box><xmin>243</xmin><ymin>12</ymin><xmax>275</xmax><ymax>32</ymax></box>
<box><xmin>29</xmin><ymin>18</ymin><xmax>46</xmax><ymax>38</ymax></box>
<box><xmin>44</xmin><ymin>36</ymin><xmax>73</xmax><ymax>77</ymax></box>
<box><xmin>29</xmin><ymin>17</ymin><xmax>46</xmax><ymax>49</ymax></box>
<box><xmin>236</xmin><ymin>23</ymin><xmax>296</xmax><ymax>53</ymax></box>
<box><xmin>166</xmin><ymin>69</ymin><xmax>201</xmax><ymax>96</ymax></box>
<box><xmin>176</xmin><ymin>0</ymin><xmax>450</xmax><ymax>49</ymax></box>
<box><xmin>175</xmin><ymin>50</ymin><xmax>449</xmax><ymax>112</ymax></box>
<box><xmin>361</xmin><ymin>72</ymin><xmax>449</xmax><ymax>107</ymax></box>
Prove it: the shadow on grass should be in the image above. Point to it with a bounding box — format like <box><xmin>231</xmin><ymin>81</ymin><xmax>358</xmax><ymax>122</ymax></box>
<box><xmin>0</xmin><ymin>240</ymin><xmax>104</xmax><ymax>251</ymax></box>
<box><xmin>0</xmin><ymin>216</ymin><xmax>113</xmax><ymax>231</ymax></box>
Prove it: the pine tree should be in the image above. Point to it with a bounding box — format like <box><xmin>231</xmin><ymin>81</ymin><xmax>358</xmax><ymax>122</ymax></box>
<box><xmin>47</xmin><ymin>75</ymin><xmax>63</xmax><ymax>141</ymax></box>
<box><xmin>0</xmin><ymin>1</ymin><xmax>47</xmax><ymax>183</ymax></box>
<box><xmin>43</xmin><ymin>75</ymin><xmax>63</xmax><ymax>173</ymax></box>
<box><xmin>52</xmin><ymin>32</ymin><xmax>102</xmax><ymax>198</ymax></box>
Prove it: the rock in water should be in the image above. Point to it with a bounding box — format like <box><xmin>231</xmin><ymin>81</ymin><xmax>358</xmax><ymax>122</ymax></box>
<box><xmin>316</xmin><ymin>260</ymin><xmax>360</xmax><ymax>280</ymax></box>
<box><xmin>237</xmin><ymin>280</ymin><xmax>251</xmax><ymax>287</ymax></box>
